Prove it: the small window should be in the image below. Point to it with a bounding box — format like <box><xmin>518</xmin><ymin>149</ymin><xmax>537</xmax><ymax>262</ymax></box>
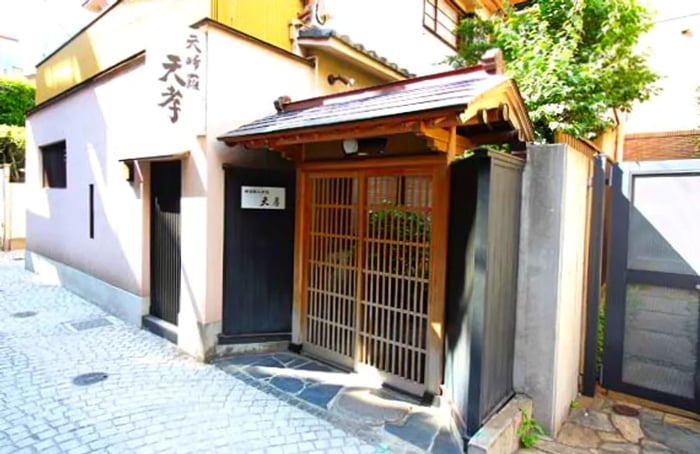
<box><xmin>40</xmin><ymin>141</ymin><xmax>67</xmax><ymax>188</ymax></box>
<box><xmin>423</xmin><ymin>0</ymin><xmax>466</xmax><ymax>49</ymax></box>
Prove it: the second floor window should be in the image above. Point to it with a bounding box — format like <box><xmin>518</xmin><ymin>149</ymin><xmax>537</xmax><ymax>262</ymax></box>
<box><xmin>423</xmin><ymin>0</ymin><xmax>465</xmax><ymax>49</ymax></box>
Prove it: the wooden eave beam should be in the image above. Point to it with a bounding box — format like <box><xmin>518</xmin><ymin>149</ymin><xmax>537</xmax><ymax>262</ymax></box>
<box><xmin>457</xmin><ymin>80</ymin><xmax>535</xmax><ymax>143</ymax></box>
<box><xmin>223</xmin><ymin>108</ymin><xmax>468</xmax><ymax>152</ymax></box>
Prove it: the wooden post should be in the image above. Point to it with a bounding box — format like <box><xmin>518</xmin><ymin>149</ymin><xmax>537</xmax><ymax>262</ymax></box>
<box><xmin>425</xmin><ymin>163</ymin><xmax>450</xmax><ymax>393</ymax></box>
<box><xmin>291</xmin><ymin>168</ymin><xmax>308</xmax><ymax>345</ymax></box>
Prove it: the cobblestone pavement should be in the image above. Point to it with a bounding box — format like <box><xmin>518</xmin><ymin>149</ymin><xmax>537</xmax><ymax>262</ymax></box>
<box><xmin>520</xmin><ymin>395</ymin><xmax>700</xmax><ymax>454</ymax></box>
<box><xmin>0</xmin><ymin>252</ymin><xmax>418</xmax><ymax>454</ymax></box>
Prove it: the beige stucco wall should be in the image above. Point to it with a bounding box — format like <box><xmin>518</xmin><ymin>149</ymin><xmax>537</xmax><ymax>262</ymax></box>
<box><xmin>9</xmin><ymin>183</ymin><xmax>26</xmax><ymax>241</ymax></box>
<box><xmin>199</xmin><ymin>25</ymin><xmax>314</xmax><ymax>328</ymax></box>
<box><xmin>552</xmin><ymin>146</ymin><xmax>590</xmax><ymax>430</ymax></box>
<box><xmin>625</xmin><ymin>1</ymin><xmax>700</xmax><ymax>133</ymax></box>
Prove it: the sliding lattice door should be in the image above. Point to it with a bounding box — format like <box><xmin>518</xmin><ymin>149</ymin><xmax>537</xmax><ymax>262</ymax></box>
<box><xmin>304</xmin><ymin>170</ymin><xmax>433</xmax><ymax>394</ymax></box>
<box><xmin>305</xmin><ymin>176</ymin><xmax>359</xmax><ymax>367</ymax></box>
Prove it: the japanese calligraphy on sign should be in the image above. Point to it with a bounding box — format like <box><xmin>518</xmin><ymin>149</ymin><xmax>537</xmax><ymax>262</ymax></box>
<box><xmin>241</xmin><ymin>187</ymin><xmax>286</xmax><ymax>210</ymax></box>
<box><xmin>150</xmin><ymin>29</ymin><xmax>205</xmax><ymax>129</ymax></box>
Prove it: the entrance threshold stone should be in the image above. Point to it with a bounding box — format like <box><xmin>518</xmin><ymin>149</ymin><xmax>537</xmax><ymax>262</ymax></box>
<box><xmin>214</xmin><ymin>351</ymin><xmax>463</xmax><ymax>453</ymax></box>
<box><xmin>142</xmin><ymin>315</ymin><xmax>177</xmax><ymax>343</ymax></box>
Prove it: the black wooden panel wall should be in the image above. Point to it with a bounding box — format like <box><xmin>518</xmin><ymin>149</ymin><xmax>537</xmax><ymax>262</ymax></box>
<box><xmin>445</xmin><ymin>150</ymin><xmax>524</xmax><ymax>440</ymax></box>
<box><xmin>480</xmin><ymin>157</ymin><xmax>523</xmax><ymax>422</ymax></box>
<box><xmin>220</xmin><ymin>166</ymin><xmax>296</xmax><ymax>342</ymax></box>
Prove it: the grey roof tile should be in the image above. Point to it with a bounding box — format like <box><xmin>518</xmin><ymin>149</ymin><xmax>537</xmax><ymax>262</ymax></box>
<box><xmin>220</xmin><ymin>70</ymin><xmax>509</xmax><ymax>140</ymax></box>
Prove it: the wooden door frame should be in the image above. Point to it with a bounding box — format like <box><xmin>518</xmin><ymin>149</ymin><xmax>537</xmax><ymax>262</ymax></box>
<box><xmin>291</xmin><ymin>154</ymin><xmax>449</xmax><ymax>394</ymax></box>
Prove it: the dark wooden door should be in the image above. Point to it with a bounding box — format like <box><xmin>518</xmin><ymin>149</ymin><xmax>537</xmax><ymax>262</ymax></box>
<box><xmin>221</xmin><ymin>167</ymin><xmax>295</xmax><ymax>342</ymax></box>
<box><xmin>150</xmin><ymin>161</ymin><xmax>181</xmax><ymax>326</ymax></box>
<box><xmin>603</xmin><ymin>160</ymin><xmax>700</xmax><ymax>412</ymax></box>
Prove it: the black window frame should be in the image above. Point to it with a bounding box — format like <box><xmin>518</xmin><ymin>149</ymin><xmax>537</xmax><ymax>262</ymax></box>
<box><xmin>423</xmin><ymin>0</ymin><xmax>467</xmax><ymax>50</ymax></box>
<box><xmin>40</xmin><ymin>141</ymin><xmax>67</xmax><ymax>189</ymax></box>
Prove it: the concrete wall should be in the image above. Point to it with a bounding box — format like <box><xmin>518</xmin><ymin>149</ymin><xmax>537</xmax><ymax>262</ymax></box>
<box><xmin>514</xmin><ymin>144</ymin><xmax>592</xmax><ymax>435</ymax></box>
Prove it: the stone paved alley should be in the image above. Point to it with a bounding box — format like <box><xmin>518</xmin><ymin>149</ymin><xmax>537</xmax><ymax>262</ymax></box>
<box><xmin>4</xmin><ymin>249</ymin><xmax>700</xmax><ymax>454</ymax></box>
<box><xmin>0</xmin><ymin>252</ymin><xmax>420</xmax><ymax>454</ymax></box>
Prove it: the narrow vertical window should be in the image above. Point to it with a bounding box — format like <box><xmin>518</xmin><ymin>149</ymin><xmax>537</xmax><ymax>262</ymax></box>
<box><xmin>89</xmin><ymin>184</ymin><xmax>95</xmax><ymax>239</ymax></box>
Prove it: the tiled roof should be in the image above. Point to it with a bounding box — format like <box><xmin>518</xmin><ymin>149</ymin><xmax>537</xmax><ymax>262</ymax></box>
<box><xmin>298</xmin><ymin>27</ymin><xmax>415</xmax><ymax>78</ymax></box>
<box><xmin>219</xmin><ymin>68</ymin><xmax>509</xmax><ymax>141</ymax></box>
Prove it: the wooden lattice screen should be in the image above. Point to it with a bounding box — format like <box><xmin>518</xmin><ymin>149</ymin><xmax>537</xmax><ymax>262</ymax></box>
<box><xmin>306</xmin><ymin>176</ymin><xmax>359</xmax><ymax>366</ymax></box>
<box><xmin>304</xmin><ymin>171</ymin><xmax>433</xmax><ymax>392</ymax></box>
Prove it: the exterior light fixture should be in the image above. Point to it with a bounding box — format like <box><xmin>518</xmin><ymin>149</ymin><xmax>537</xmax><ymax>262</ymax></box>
<box><xmin>328</xmin><ymin>74</ymin><xmax>355</xmax><ymax>87</ymax></box>
<box><xmin>342</xmin><ymin>139</ymin><xmax>359</xmax><ymax>156</ymax></box>
<box><xmin>341</xmin><ymin>138</ymin><xmax>388</xmax><ymax>157</ymax></box>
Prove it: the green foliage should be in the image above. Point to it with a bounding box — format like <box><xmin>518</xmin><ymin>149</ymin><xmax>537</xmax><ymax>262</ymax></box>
<box><xmin>449</xmin><ymin>0</ymin><xmax>659</xmax><ymax>142</ymax></box>
<box><xmin>0</xmin><ymin>78</ymin><xmax>33</xmax><ymax>182</ymax></box>
<box><xmin>368</xmin><ymin>206</ymin><xmax>431</xmax><ymax>277</ymax></box>
<box><xmin>518</xmin><ymin>408</ymin><xmax>545</xmax><ymax>448</ymax></box>
<box><xmin>0</xmin><ymin>78</ymin><xmax>35</xmax><ymax>126</ymax></box>
<box><xmin>0</xmin><ymin>125</ymin><xmax>26</xmax><ymax>182</ymax></box>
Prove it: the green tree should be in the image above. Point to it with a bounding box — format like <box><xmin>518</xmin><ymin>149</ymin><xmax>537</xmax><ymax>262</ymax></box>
<box><xmin>0</xmin><ymin>125</ymin><xmax>26</xmax><ymax>182</ymax></box>
<box><xmin>0</xmin><ymin>78</ymin><xmax>35</xmax><ymax>126</ymax></box>
<box><xmin>449</xmin><ymin>0</ymin><xmax>659</xmax><ymax>142</ymax></box>
<box><xmin>0</xmin><ymin>78</ymin><xmax>35</xmax><ymax>181</ymax></box>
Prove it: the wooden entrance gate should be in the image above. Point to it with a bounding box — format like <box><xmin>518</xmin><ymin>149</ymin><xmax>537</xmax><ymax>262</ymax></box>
<box><xmin>150</xmin><ymin>161</ymin><xmax>182</xmax><ymax>327</ymax></box>
<box><xmin>300</xmin><ymin>161</ymin><xmax>446</xmax><ymax>395</ymax></box>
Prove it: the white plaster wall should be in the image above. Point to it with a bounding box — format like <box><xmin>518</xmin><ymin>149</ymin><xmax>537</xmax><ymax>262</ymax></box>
<box><xmin>186</xmin><ymin>25</ymin><xmax>314</xmax><ymax>329</ymax></box>
<box><xmin>324</xmin><ymin>0</ymin><xmax>456</xmax><ymax>75</ymax></box>
<box><xmin>626</xmin><ymin>1</ymin><xmax>700</xmax><ymax>133</ymax></box>
<box><xmin>9</xmin><ymin>183</ymin><xmax>26</xmax><ymax>240</ymax></box>
<box><xmin>25</xmin><ymin>63</ymin><xmax>152</xmax><ymax>296</ymax></box>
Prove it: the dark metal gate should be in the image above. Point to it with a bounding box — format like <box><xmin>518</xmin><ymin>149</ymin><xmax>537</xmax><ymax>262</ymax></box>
<box><xmin>220</xmin><ymin>167</ymin><xmax>295</xmax><ymax>343</ymax></box>
<box><xmin>149</xmin><ymin>161</ymin><xmax>182</xmax><ymax>326</ymax></box>
<box><xmin>603</xmin><ymin>159</ymin><xmax>700</xmax><ymax>412</ymax></box>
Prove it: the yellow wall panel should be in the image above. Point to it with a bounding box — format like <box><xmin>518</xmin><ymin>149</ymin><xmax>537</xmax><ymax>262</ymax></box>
<box><xmin>315</xmin><ymin>53</ymin><xmax>388</xmax><ymax>95</ymax></box>
<box><xmin>36</xmin><ymin>0</ymin><xmax>210</xmax><ymax>103</ymax></box>
<box><xmin>219</xmin><ymin>0</ymin><xmax>303</xmax><ymax>52</ymax></box>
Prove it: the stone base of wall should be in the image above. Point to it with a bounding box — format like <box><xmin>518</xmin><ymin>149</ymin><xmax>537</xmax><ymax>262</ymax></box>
<box><xmin>213</xmin><ymin>341</ymin><xmax>289</xmax><ymax>359</ymax></box>
<box><xmin>468</xmin><ymin>395</ymin><xmax>532</xmax><ymax>454</ymax></box>
<box><xmin>25</xmin><ymin>250</ymin><xmax>148</xmax><ymax>326</ymax></box>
